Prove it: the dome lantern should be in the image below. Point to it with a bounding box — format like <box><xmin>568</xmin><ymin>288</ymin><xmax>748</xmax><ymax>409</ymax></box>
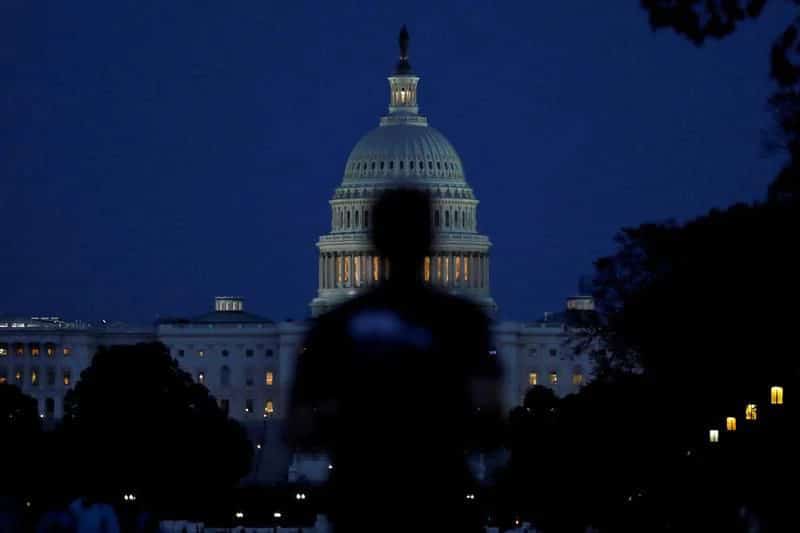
<box><xmin>386</xmin><ymin>26</ymin><xmax>422</xmax><ymax>122</ymax></box>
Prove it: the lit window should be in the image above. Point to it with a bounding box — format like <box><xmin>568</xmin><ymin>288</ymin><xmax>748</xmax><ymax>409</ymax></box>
<box><xmin>455</xmin><ymin>256</ymin><xmax>461</xmax><ymax>281</ymax></box>
<box><xmin>0</xmin><ymin>344</ymin><xmax>7</xmax><ymax>357</ymax></box>
<box><xmin>0</xmin><ymin>369</ymin><xmax>7</xmax><ymax>384</ymax></box>
<box><xmin>46</xmin><ymin>344</ymin><xmax>55</xmax><ymax>357</ymax></box>
<box><xmin>528</xmin><ymin>372</ymin><xmax>538</xmax><ymax>386</ymax></box>
<box><xmin>745</xmin><ymin>404</ymin><xmax>757</xmax><ymax>421</ymax></box>
<box><xmin>726</xmin><ymin>417</ymin><xmax>736</xmax><ymax>431</ymax></box>
<box><xmin>708</xmin><ymin>429</ymin><xmax>719</xmax><ymax>443</ymax></box>
<box><xmin>549</xmin><ymin>372</ymin><xmax>558</xmax><ymax>385</ymax></box>
<box><xmin>373</xmin><ymin>256</ymin><xmax>379</xmax><ymax>282</ymax></box>
<box><xmin>264</xmin><ymin>400</ymin><xmax>274</xmax><ymax>416</ymax></box>
<box><xmin>63</xmin><ymin>370</ymin><xmax>71</xmax><ymax>386</ymax></box>
<box><xmin>572</xmin><ymin>373</ymin><xmax>584</xmax><ymax>386</ymax></box>
<box><xmin>424</xmin><ymin>257</ymin><xmax>431</xmax><ymax>282</ymax></box>
<box><xmin>463</xmin><ymin>255</ymin><xmax>469</xmax><ymax>281</ymax></box>
<box><xmin>63</xmin><ymin>346</ymin><xmax>71</xmax><ymax>357</ymax></box>
<box><xmin>265</xmin><ymin>371</ymin><xmax>274</xmax><ymax>386</ymax></box>
<box><xmin>15</xmin><ymin>369</ymin><xmax>23</xmax><ymax>382</ymax></box>
<box><xmin>198</xmin><ymin>371</ymin><xmax>205</xmax><ymax>384</ymax></box>
<box><xmin>14</xmin><ymin>344</ymin><xmax>23</xmax><ymax>356</ymax></box>
<box><xmin>198</xmin><ymin>350</ymin><xmax>204</xmax><ymax>358</ymax></box>
<box><xmin>31</xmin><ymin>368</ymin><xmax>39</xmax><ymax>386</ymax></box>
<box><xmin>771</xmin><ymin>386</ymin><xmax>783</xmax><ymax>405</ymax></box>
<box><xmin>245</xmin><ymin>399</ymin><xmax>254</xmax><ymax>413</ymax></box>
<box><xmin>31</xmin><ymin>344</ymin><xmax>40</xmax><ymax>357</ymax></box>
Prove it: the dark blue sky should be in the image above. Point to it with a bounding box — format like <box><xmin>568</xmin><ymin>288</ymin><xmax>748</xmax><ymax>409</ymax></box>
<box><xmin>1</xmin><ymin>1</ymin><xmax>794</xmax><ymax>323</ymax></box>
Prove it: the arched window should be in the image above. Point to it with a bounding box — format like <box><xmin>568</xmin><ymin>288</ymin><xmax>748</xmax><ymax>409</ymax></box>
<box><xmin>445</xmin><ymin>211</ymin><xmax>450</xmax><ymax>227</ymax></box>
<box><xmin>364</xmin><ymin>210</ymin><xmax>369</xmax><ymax>228</ymax></box>
<box><xmin>428</xmin><ymin>161</ymin><xmax>433</xmax><ymax>169</ymax></box>
<box><xmin>454</xmin><ymin>211</ymin><xmax>460</xmax><ymax>228</ymax></box>
<box><xmin>346</xmin><ymin>211</ymin><xmax>351</xmax><ymax>228</ymax></box>
<box><xmin>355</xmin><ymin>211</ymin><xmax>359</xmax><ymax>227</ymax></box>
<box><xmin>380</xmin><ymin>161</ymin><xmax>385</xmax><ymax>170</ymax></box>
<box><xmin>399</xmin><ymin>161</ymin><xmax>404</xmax><ymax>170</ymax></box>
<box><xmin>434</xmin><ymin>211</ymin><xmax>440</xmax><ymax>227</ymax></box>
<box><xmin>371</xmin><ymin>162</ymin><xmax>376</xmax><ymax>170</ymax></box>
<box><xmin>221</xmin><ymin>366</ymin><xmax>230</xmax><ymax>386</ymax></box>
<box><xmin>437</xmin><ymin>161</ymin><xmax>441</xmax><ymax>170</ymax></box>
<box><xmin>389</xmin><ymin>161</ymin><xmax>394</xmax><ymax>169</ymax></box>
<box><xmin>419</xmin><ymin>160</ymin><xmax>423</xmax><ymax>169</ymax></box>
<box><xmin>338</xmin><ymin>210</ymin><xmax>343</xmax><ymax>228</ymax></box>
<box><xmin>410</xmin><ymin>160</ymin><xmax>414</xmax><ymax>169</ymax></box>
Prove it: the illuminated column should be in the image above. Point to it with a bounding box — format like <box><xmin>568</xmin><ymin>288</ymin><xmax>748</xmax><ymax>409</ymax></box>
<box><xmin>318</xmin><ymin>255</ymin><xmax>323</xmax><ymax>289</ymax></box>
<box><xmin>449</xmin><ymin>253</ymin><xmax>455</xmax><ymax>287</ymax></box>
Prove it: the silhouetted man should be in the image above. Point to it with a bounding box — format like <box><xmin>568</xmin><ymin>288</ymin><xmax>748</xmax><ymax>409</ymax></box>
<box><xmin>289</xmin><ymin>188</ymin><xmax>501</xmax><ymax>532</ymax></box>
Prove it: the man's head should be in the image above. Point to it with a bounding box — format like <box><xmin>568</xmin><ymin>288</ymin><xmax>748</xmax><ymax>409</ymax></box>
<box><xmin>370</xmin><ymin>188</ymin><xmax>432</xmax><ymax>274</ymax></box>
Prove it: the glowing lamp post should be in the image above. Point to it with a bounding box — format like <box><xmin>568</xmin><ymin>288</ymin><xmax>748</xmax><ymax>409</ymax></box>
<box><xmin>770</xmin><ymin>386</ymin><xmax>783</xmax><ymax>405</ymax></box>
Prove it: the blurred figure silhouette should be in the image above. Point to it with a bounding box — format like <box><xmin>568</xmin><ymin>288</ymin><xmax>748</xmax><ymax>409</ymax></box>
<box><xmin>290</xmin><ymin>187</ymin><xmax>501</xmax><ymax>532</ymax></box>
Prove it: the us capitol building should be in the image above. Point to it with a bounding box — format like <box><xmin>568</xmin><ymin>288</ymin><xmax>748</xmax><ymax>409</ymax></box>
<box><xmin>0</xmin><ymin>29</ymin><xmax>592</xmax><ymax>484</ymax></box>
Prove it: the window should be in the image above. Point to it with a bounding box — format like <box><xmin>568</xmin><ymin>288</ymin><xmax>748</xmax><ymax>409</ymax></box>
<box><xmin>549</xmin><ymin>349</ymin><xmax>557</xmax><ymax>357</ymax></box>
<box><xmin>178</xmin><ymin>349</ymin><xmax>185</xmax><ymax>357</ymax></box>
<box><xmin>63</xmin><ymin>370</ymin><xmax>71</xmax><ymax>386</ymax></box>
<box><xmin>265</xmin><ymin>371</ymin><xmax>274</xmax><ymax>386</ymax></box>
<box><xmin>14</xmin><ymin>344</ymin><xmax>24</xmax><ymax>356</ymax></box>
<box><xmin>0</xmin><ymin>344</ymin><xmax>7</xmax><ymax>357</ymax></box>
<box><xmin>15</xmin><ymin>369</ymin><xmax>23</xmax><ymax>382</ymax></box>
<box><xmin>549</xmin><ymin>372</ymin><xmax>558</xmax><ymax>385</ymax></box>
<box><xmin>220</xmin><ymin>366</ymin><xmax>230</xmax><ymax>386</ymax></box>
<box><xmin>245</xmin><ymin>370</ymin><xmax>254</xmax><ymax>387</ymax></box>
<box><xmin>418</xmin><ymin>160</ymin><xmax>423</xmax><ymax>169</ymax></box>
<box><xmin>198</xmin><ymin>350</ymin><xmax>204</xmax><ymax>358</ymax></box>
<box><xmin>63</xmin><ymin>346</ymin><xmax>71</xmax><ymax>357</ymax></box>
<box><xmin>47</xmin><ymin>368</ymin><xmax>56</xmax><ymax>386</ymax></box>
<box><xmin>437</xmin><ymin>161</ymin><xmax>441</xmax><ymax>170</ymax></box>
<box><xmin>572</xmin><ymin>373</ymin><xmax>584</xmax><ymax>386</ymax></box>
<box><xmin>264</xmin><ymin>400</ymin><xmax>274</xmax><ymax>416</ymax></box>
<box><xmin>46</xmin><ymin>344</ymin><xmax>55</xmax><ymax>357</ymax></box>
<box><xmin>428</xmin><ymin>161</ymin><xmax>433</xmax><ymax>169</ymax></box>
<box><xmin>726</xmin><ymin>417</ymin><xmax>736</xmax><ymax>431</ymax></box>
<box><xmin>355</xmin><ymin>211</ymin><xmax>359</xmax><ymax>227</ymax></box>
<box><xmin>434</xmin><ymin>211</ymin><xmax>440</xmax><ymax>227</ymax></box>
<box><xmin>245</xmin><ymin>399</ymin><xmax>254</xmax><ymax>413</ymax></box>
<box><xmin>745</xmin><ymin>404</ymin><xmax>757</xmax><ymax>421</ymax></box>
<box><xmin>346</xmin><ymin>211</ymin><xmax>350</xmax><ymax>228</ymax></box>
<box><xmin>31</xmin><ymin>344</ymin><xmax>40</xmax><ymax>357</ymax></box>
<box><xmin>708</xmin><ymin>429</ymin><xmax>719</xmax><ymax>443</ymax></box>
<box><xmin>220</xmin><ymin>398</ymin><xmax>229</xmax><ymax>414</ymax></box>
<box><xmin>399</xmin><ymin>161</ymin><xmax>404</xmax><ymax>169</ymax></box>
<box><xmin>266</xmin><ymin>349</ymin><xmax>274</xmax><ymax>358</ymax></box>
<box><xmin>0</xmin><ymin>368</ymin><xmax>7</xmax><ymax>384</ymax></box>
<box><xmin>389</xmin><ymin>161</ymin><xmax>394</xmax><ymax>169</ymax></box>
<box><xmin>246</xmin><ymin>349</ymin><xmax>254</xmax><ymax>358</ymax></box>
<box><xmin>364</xmin><ymin>210</ymin><xmax>369</xmax><ymax>228</ymax></box>
<box><xmin>45</xmin><ymin>398</ymin><xmax>55</xmax><ymax>417</ymax></box>
<box><xmin>528</xmin><ymin>372</ymin><xmax>538</xmax><ymax>386</ymax></box>
<box><xmin>31</xmin><ymin>368</ymin><xmax>39</xmax><ymax>386</ymax></box>
<box><xmin>445</xmin><ymin>211</ymin><xmax>450</xmax><ymax>227</ymax></box>
<box><xmin>198</xmin><ymin>371</ymin><xmax>205</xmax><ymax>384</ymax></box>
<box><xmin>410</xmin><ymin>160</ymin><xmax>414</xmax><ymax>169</ymax></box>
<box><xmin>771</xmin><ymin>386</ymin><xmax>784</xmax><ymax>405</ymax></box>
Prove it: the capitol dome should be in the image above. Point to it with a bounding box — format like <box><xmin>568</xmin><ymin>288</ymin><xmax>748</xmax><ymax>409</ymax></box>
<box><xmin>342</xmin><ymin>124</ymin><xmax>467</xmax><ymax>184</ymax></box>
<box><xmin>310</xmin><ymin>26</ymin><xmax>495</xmax><ymax>316</ymax></box>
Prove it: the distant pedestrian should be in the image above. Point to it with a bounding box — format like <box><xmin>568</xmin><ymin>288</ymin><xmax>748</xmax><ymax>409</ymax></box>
<box><xmin>69</xmin><ymin>496</ymin><xmax>120</xmax><ymax>533</ymax></box>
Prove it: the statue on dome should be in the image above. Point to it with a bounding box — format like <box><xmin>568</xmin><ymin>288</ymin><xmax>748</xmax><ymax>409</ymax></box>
<box><xmin>395</xmin><ymin>25</ymin><xmax>412</xmax><ymax>74</ymax></box>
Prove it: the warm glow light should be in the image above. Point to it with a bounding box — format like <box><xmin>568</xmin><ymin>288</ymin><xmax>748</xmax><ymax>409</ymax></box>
<box><xmin>344</xmin><ymin>256</ymin><xmax>351</xmax><ymax>283</ymax></box>
<box><xmin>354</xmin><ymin>255</ymin><xmax>361</xmax><ymax>285</ymax></box>
<box><xmin>572</xmin><ymin>373</ymin><xmax>584</xmax><ymax>386</ymax></box>
<box><xmin>31</xmin><ymin>369</ymin><xmax>38</xmax><ymax>385</ymax></box>
<box><xmin>528</xmin><ymin>372</ymin><xmax>538</xmax><ymax>386</ymax></box>
<box><xmin>745</xmin><ymin>404</ymin><xmax>757</xmax><ymax>421</ymax></box>
<box><xmin>337</xmin><ymin>256</ymin><xmax>343</xmax><ymax>284</ymax></box>
<box><xmin>424</xmin><ymin>257</ymin><xmax>431</xmax><ymax>282</ymax></box>
<box><xmin>264</xmin><ymin>400</ymin><xmax>274</xmax><ymax>415</ymax></box>
<box><xmin>31</xmin><ymin>345</ymin><xmax>40</xmax><ymax>357</ymax></box>
<box><xmin>455</xmin><ymin>256</ymin><xmax>461</xmax><ymax>281</ymax></box>
<box><xmin>63</xmin><ymin>347</ymin><xmax>71</xmax><ymax>356</ymax></box>
<box><xmin>436</xmin><ymin>257</ymin><xmax>442</xmax><ymax>281</ymax></box>
<box><xmin>771</xmin><ymin>386</ymin><xmax>783</xmax><ymax>405</ymax></box>
<box><xmin>726</xmin><ymin>417</ymin><xmax>736</xmax><ymax>431</ymax></box>
<box><xmin>265</xmin><ymin>371</ymin><xmax>274</xmax><ymax>386</ymax></box>
<box><xmin>63</xmin><ymin>372</ymin><xmax>71</xmax><ymax>386</ymax></box>
<box><xmin>464</xmin><ymin>255</ymin><xmax>469</xmax><ymax>281</ymax></box>
<box><xmin>198</xmin><ymin>372</ymin><xmax>205</xmax><ymax>384</ymax></box>
<box><xmin>549</xmin><ymin>372</ymin><xmax>558</xmax><ymax>385</ymax></box>
<box><xmin>709</xmin><ymin>429</ymin><xmax>719</xmax><ymax>443</ymax></box>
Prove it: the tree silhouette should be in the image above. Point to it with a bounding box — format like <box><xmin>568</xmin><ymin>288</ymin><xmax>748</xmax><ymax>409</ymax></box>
<box><xmin>62</xmin><ymin>342</ymin><xmax>252</xmax><ymax>514</ymax></box>
<box><xmin>0</xmin><ymin>384</ymin><xmax>41</xmax><ymax>494</ymax></box>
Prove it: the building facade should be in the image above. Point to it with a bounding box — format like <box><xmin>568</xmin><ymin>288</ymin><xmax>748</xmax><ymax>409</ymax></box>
<box><xmin>0</xmin><ymin>30</ymin><xmax>592</xmax><ymax>484</ymax></box>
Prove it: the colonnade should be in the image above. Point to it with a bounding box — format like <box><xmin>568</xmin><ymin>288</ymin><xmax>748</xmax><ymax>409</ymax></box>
<box><xmin>318</xmin><ymin>251</ymin><xmax>489</xmax><ymax>290</ymax></box>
